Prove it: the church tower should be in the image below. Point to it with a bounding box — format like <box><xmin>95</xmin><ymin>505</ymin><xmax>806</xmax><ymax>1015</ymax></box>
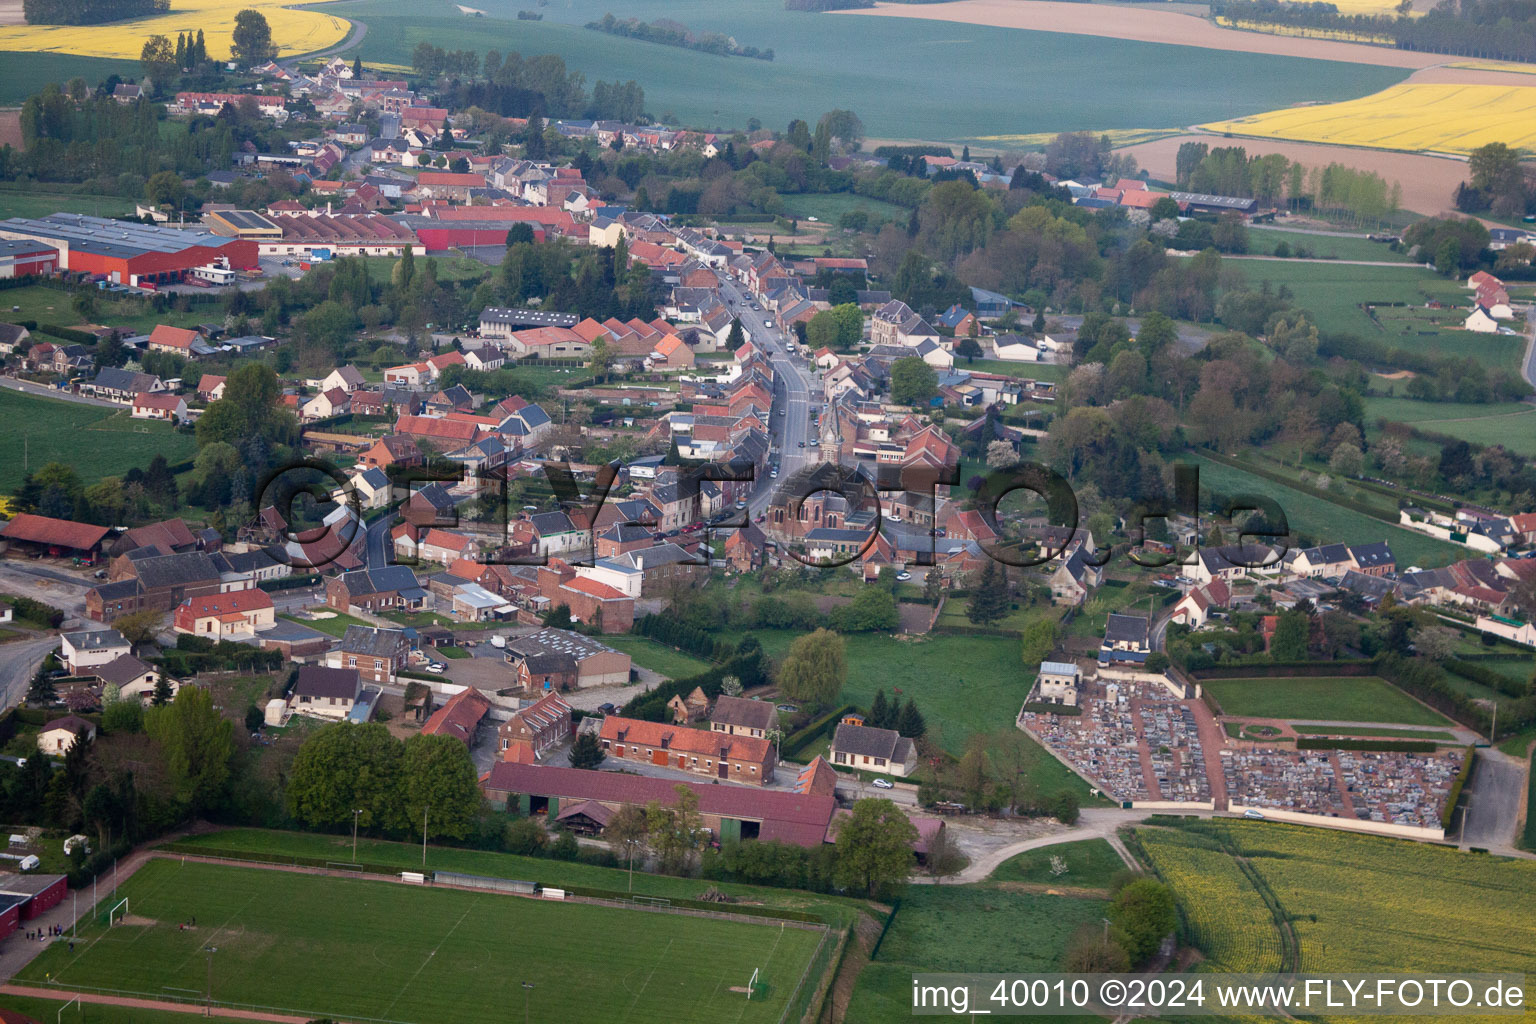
<box><xmin>818</xmin><ymin>401</ymin><xmax>844</xmax><ymax>465</ymax></box>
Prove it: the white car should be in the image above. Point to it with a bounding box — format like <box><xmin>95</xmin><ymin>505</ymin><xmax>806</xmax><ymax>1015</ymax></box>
<box><xmin>1243</xmin><ymin>809</ymin><xmax>1265</xmax><ymax>820</ymax></box>
<box><xmin>896</xmin><ymin>571</ymin><xmax>912</xmax><ymax>582</ymax></box>
<box><xmin>871</xmin><ymin>778</ymin><xmax>894</xmax><ymax>789</ymax></box>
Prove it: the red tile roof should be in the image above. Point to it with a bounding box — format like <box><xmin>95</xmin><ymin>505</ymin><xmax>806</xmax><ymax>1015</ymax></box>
<box><xmin>482</xmin><ymin>763</ymin><xmax>835</xmax><ymax>847</ymax></box>
<box><xmin>422</xmin><ymin>688</ymin><xmax>492</xmax><ymax>744</ymax></box>
<box><xmin>561</xmin><ymin>576</ymin><xmax>627</xmax><ymax>601</ymax></box>
<box><xmin>600</xmin><ymin>715</ymin><xmax>771</xmax><ymax>762</ymax></box>
<box><xmin>1</xmin><ymin>513</ymin><xmax>110</xmax><ymax>552</ymax></box>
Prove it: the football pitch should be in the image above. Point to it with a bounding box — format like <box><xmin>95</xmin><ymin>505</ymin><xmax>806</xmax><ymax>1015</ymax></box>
<box><xmin>18</xmin><ymin>859</ymin><xmax>825</xmax><ymax>1024</ymax></box>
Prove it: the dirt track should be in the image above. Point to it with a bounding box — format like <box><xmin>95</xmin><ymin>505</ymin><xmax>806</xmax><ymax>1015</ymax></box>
<box><xmin>1115</xmin><ymin>133</ymin><xmax>1470</xmax><ymax>215</ymax></box>
<box><xmin>835</xmin><ymin>0</ymin><xmax>1446</xmax><ymax>68</ymax></box>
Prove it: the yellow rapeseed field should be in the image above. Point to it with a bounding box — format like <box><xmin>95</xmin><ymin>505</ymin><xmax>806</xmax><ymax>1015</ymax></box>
<box><xmin>1201</xmin><ymin>82</ymin><xmax>1536</xmax><ymax>154</ymax></box>
<box><xmin>0</xmin><ymin>0</ymin><xmax>349</xmax><ymax>62</ymax></box>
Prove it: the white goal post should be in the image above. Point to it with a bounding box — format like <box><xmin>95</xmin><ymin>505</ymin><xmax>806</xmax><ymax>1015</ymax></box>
<box><xmin>107</xmin><ymin>897</ymin><xmax>128</xmax><ymax>926</ymax></box>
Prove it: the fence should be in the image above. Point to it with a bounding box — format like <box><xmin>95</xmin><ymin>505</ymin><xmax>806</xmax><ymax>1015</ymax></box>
<box><xmin>776</xmin><ymin>924</ymin><xmax>839</xmax><ymax>1024</ymax></box>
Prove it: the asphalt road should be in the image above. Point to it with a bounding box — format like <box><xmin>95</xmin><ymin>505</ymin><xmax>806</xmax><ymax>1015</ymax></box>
<box><xmin>1523</xmin><ymin>306</ymin><xmax>1536</xmax><ymax>393</ymax></box>
<box><xmin>713</xmin><ymin>272</ymin><xmax>818</xmax><ymax>516</ymax></box>
<box><xmin>0</xmin><ymin>637</ymin><xmax>58</xmax><ymax>713</ymax></box>
<box><xmin>1460</xmin><ymin>749</ymin><xmax>1526</xmax><ymax>852</ymax></box>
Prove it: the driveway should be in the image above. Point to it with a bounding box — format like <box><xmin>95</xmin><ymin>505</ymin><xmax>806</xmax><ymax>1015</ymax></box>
<box><xmin>1460</xmin><ymin>748</ymin><xmax>1527</xmax><ymax>853</ymax></box>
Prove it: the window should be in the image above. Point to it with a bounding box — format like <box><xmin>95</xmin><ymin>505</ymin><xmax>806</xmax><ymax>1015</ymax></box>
<box><xmin>875</xmin><ymin>758</ymin><xmax>886</xmax><ymax>767</ymax></box>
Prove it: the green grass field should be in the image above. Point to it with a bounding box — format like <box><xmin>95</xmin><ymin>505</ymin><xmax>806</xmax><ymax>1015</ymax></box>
<box><xmin>324</xmin><ymin>0</ymin><xmax>1402</xmax><ymax>143</ymax></box>
<box><xmin>278</xmin><ymin>609</ymin><xmax>375</xmax><ymax>639</ymax></box>
<box><xmin>19</xmin><ymin>859</ymin><xmax>823</xmax><ymax>1024</ymax></box>
<box><xmin>172</xmin><ymin>828</ymin><xmax>863</xmax><ymax>925</ymax></box>
<box><xmin>0</xmin><ymin>188</ymin><xmax>135</xmax><ymax>222</ymax></box>
<box><xmin>0</xmin><ymin>52</ymin><xmax>138</xmax><ymax>105</ymax></box>
<box><xmin>1192</xmin><ymin>453</ymin><xmax>1464</xmax><ymax>568</ymax></box>
<box><xmin>990</xmin><ymin>838</ymin><xmax>1126</xmax><ymax>888</ymax></box>
<box><xmin>602</xmin><ymin>635</ymin><xmax>716</xmax><ymax>680</ymax></box>
<box><xmin>0</xmin><ymin>388</ymin><xmax>196</xmax><ymax>490</ymax></box>
<box><xmin>722</xmin><ymin>628</ymin><xmax>1099</xmax><ymax>797</ymax></box>
<box><xmin>0</xmin><ymin>284</ymin><xmax>210</xmax><ymax>336</ymax></box>
<box><xmin>778</xmin><ymin>192</ymin><xmax>909</xmax><ymax>226</ymax></box>
<box><xmin>1234</xmin><ymin>261</ymin><xmax>1521</xmax><ymax>374</ymax></box>
<box><xmin>1248</xmin><ymin>227</ymin><xmax>1413</xmax><ymax>263</ymax></box>
<box><xmin>0</xmin><ymin>995</ymin><xmax>261</xmax><ymax>1024</ymax></box>
<box><xmin>1203</xmin><ymin>675</ymin><xmax>1451</xmax><ymax>725</ymax></box>
<box><xmin>844</xmin><ymin>886</ymin><xmax>1108</xmax><ymax>1021</ymax></box>
<box><xmin>1137</xmin><ymin>818</ymin><xmax>1536</xmax><ymax>988</ymax></box>
<box><xmin>1361</xmin><ymin>397</ymin><xmax>1536</xmax><ymax>458</ymax></box>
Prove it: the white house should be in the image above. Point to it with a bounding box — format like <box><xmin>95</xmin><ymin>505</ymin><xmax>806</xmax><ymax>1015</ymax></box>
<box><xmin>131</xmin><ymin>392</ymin><xmax>188</xmax><ymax>422</ymax></box>
<box><xmin>993</xmin><ymin>335</ymin><xmax>1040</xmax><ymax>362</ymax></box>
<box><xmin>290</xmin><ymin>665</ymin><xmax>361</xmax><ymax>720</ymax></box>
<box><xmin>302</xmin><ymin>387</ymin><xmax>351</xmax><ymax>421</ymax></box>
<box><xmin>1034</xmin><ymin>660</ymin><xmax>1081</xmax><ymax>706</ymax></box>
<box><xmin>1464</xmin><ymin>306</ymin><xmax>1499</xmax><ymax>333</ymax></box>
<box><xmin>37</xmin><ymin>715</ymin><xmax>97</xmax><ymax>756</ymax></box>
<box><xmin>830</xmin><ymin>722</ymin><xmax>917</xmax><ymax>777</ymax></box>
<box><xmin>321</xmin><ymin>365</ymin><xmax>367</xmax><ymax>393</ymax></box>
<box><xmin>60</xmin><ymin>629</ymin><xmax>131</xmax><ymax>673</ymax></box>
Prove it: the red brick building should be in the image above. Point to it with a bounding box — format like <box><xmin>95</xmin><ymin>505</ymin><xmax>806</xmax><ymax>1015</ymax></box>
<box><xmin>599</xmin><ymin>715</ymin><xmax>776</xmax><ymax>786</ymax></box>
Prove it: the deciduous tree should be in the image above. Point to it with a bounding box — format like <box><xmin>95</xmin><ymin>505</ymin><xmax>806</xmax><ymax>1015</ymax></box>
<box><xmin>833</xmin><ymin>798</ymin><xmax>917</xmax><ymax>897</ymax></box>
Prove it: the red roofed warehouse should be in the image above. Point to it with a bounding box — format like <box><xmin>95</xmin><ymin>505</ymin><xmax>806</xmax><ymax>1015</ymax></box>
<box><xmin>483</xmin><ymin>762</ymin><xmax>834</xmax><ymax>846</ymax></box>
<box><xmin>0</xmin><ymin>214</ymin><xmax>256</xmax><ymax>288</ymax></box>
<box><xmin>0</xmin><ymin>513</ymin><xmax>111</xmax><ymax>560</ymax></box>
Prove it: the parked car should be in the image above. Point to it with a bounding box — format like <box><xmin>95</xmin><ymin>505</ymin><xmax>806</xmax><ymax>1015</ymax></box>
<box><xmin>597</xmin><ymin>703</ymin><xmax>617</xmax><ymax>715</ymax></box>
<box><xmin>490</xmin><ymin>635</ymin><xmax>506</xmax><ymax>649</ymax></box>
<box><xmin>895</xmin><ymin>571</ymin><xmax>912</xmax><ymax>582</ymax></box>
<box><xmin>426</xmin><ymin>662</ymin><xmax>446</xmax><ymax>673</ymax></box>
<box><xmin>1243</xmin><ymin>809</ymin><xmax>1265</xmax><ymax>820</ymax></box>
<box><xmin>871</xmin><ymin>778</ymin><xmax>894</xmax><ymax>789</ymax></box>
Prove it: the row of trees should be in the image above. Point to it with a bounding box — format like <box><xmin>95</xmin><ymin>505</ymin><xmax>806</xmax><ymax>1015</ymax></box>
<box><xmin>1175</xmin><ymin>143</ymin><xmax>1403</xmax><ymax>225</ymax></box>
<box><xmin>1453</xmin><ymin>141</ymin><xmax>1536</xmax><ymax>220</ymax></box>
<box><xmin>586</xmin><ymin>14</ymin><xmax>774</xmax><ymax>60</ymax></box>
<box><xmin>415</xmin><ymin>44</ymin><xmax>648</xmax><ymax>125</ymax></box>
<box><xmin>1214</xmin><ymin>0</ymin><xmax>1536</xmax><ymax>63</ymax></box>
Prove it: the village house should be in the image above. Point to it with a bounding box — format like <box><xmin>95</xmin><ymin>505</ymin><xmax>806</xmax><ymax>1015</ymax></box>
<box><xmin>171</xmin><ymin>589</ymin><xmax>275</xmax><ymax>637</ymax></box>
<box><xmin>599</xmin><ymin>715</ymin><xmax>777</xmax><ymax>785</ymax></box>
<box><xmin>503</xmin><ymin>628</ymin><xmax>631</xmax><ymax>692</ymax></box>
<box><xmin>130</xmin><ymin>392</ymin><xmax>188</xmax><ymax>421</ymax></box>
<box><xmin>497</xmin><ymin>692</ymin><xmax>574</xmax><ymax>761</ymax></box>
<box><xmin>709</xmin><ymin>694</ymin><xmax>777</xmax><ymax>738</ymax></box>
<box><xmin>667</xmin><ymin>686</ymin><xmax>711</xmax><ymax>724</ymax></box>
<box><xmin>37</xmin><ymin>715</ymin><xmax>97</xmax><ymax>755</ymax></box>
<box><xmin>421</xmin><ymin>687</ymin><xmax>493</xmax><ymax>746</ymax></box>
<box><xmin>830</xmin><ymin>722</ymin><xmax>916</xmax><ymax>777</ymax></box>
<box><xmin>59</xmin><ymin>628</ymin><xmax>131</xmax><ymax>674</ymax></box>
<box><xmin>331</xmin><ymin>625</ymin><xmax>408</xmax><ymax>684</ymax></box>
<box><xmin>290</xmin><ymin>666</ymin><xmax>362</xmax><ymax>720</ymax></box>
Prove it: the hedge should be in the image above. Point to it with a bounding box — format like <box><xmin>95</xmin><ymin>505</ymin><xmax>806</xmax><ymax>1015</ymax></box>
<box><xmin>2</xmin><ymin>594</ymin><xmax>65</xmax><ymax>628</ymax></box>
<box><xmin>1295</xmin><ymin>737</ymin><xmax>1437</xmax><ymax>753</ymax></box>
<box><xmin>259</xmin><ymin>573</ymin><xmax>321</xmax><ymax>593</ymax></box>
<box><xmin>38</xmin><ymin>323</ymin><xmax>100</xmax><ymax>346</ymax></box>
<box><xmin>1189</xmin><ymin>660</ymin><xmax>1376</xmax><ymax>679</ymax></box>
<box><xmin>1445</xmin><ymin>658</ymin><xmax>1532</xmax><ymax>699</ymax></box>
<box><xmin>1021</xmin><ymin>702</ymin><xmax>1082</xmax><ymax>716</ymax></box>
<box><xmin>931</xmin><ymin>625</ymin><xmax>1023</xmax><ymax>638</ymax></box>
<box><xmin>1441</xmin><ymin>746</ymin><xmax>1476</xmax><ymax>832</ymax></box>
<box><xmin>779</xmin><ymin>703</ymin><xmax>854</xmax><ymax>760</ymax></box>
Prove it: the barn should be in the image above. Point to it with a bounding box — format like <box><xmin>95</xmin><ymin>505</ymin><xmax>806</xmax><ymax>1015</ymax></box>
<box><xmin>0</xmin><ymin>214</ymin><xmax>257</xmax><ymax>288</ymax></box>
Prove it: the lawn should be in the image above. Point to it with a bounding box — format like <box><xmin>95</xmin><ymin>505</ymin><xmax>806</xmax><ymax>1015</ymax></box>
<box><xmin>278</xmin><ymin>609</ymin><xmax>375</xmax><ymax>639</ymax></box>
<box><xmin>18</xmin><ymin>859</ymin><xmax>823</xmax><ymax>1024</ymax></box>
<box><xmin>718</xmin><ymin>628</ymin><xmax>1105</xmax><ymax>803</ymax></box>
<box><xmin>0</xmin><ymin>283</ymin><xmax>211</xmax><ymax>336</ymax></box>
<box><xmin>990</xmin><ymin>838</ymin><xmax>1126</xmax><ymax>888</ymax></box>
<box><xmin>0</xmin><ymin>388</ymin><xmax>197</xmax><ymax>491</ymax></box>
<box><xmin>602</xmin><ymin>635</ymin><xmax>716</xmax><ymax>680</ymax></box>
<box><xmin>1248</xmin><ymin>226</ymin><xmax>1412</xmax><ymax>263</ymax></box>
<box><xmin>778</xmin><ymin>192</ymin><xmax>909</xmax><ymax>227</ymax></box>
<box><xmin>0</xmin><ymin>187</ymin><xmax>135</xmax><ymax>222</ymax></box>
<box><xmin>1361</xmin><ymin>397</ymin><xmax>1536</xmax><ymax>458</ymax></box>
<box><xmin>1232</xmin><ymin>260</ymin><xmax>1521</xmax><ymax>374</ymax></box>
<box><xmin>326</xmin><ymin>0</ymin><xmax>1401</xmax><ymax>143</ymax></box>
<box><xmin>1191</xmin><ymin>453</ymin><xmax>1464</xmax><ymax>569</ymax></box>
<box><xmin>1137</xmin><ymin>818</ymin><xmax>1536</xmax><ymax>983</ymax></box>
<box><xmin>0</xmin><ymin>996</ymin><xmax>262</xmax><ymax>1024</ymax></box>
<box><xmin>1202</xmin><ymin>675</ymin><xmax>1452</xmax><ymax>726</ymax></box>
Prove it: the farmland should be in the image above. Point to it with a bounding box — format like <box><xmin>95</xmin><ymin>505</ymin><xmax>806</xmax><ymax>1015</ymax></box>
<box><xmin>1138</xmin><ymin>818</ymin><xmax>1536</xmax><ymax>997</ymax></box>
<box><xmin>0</xmin><ymin>187</ymin><xmax>134</xmax><ymax>222</ymax></box>
<box><xmin>777</xmin><ymin>192</ymin><xmax>909</xmax><ymax>227</ymax></box>
<box><xmin>0</xmin><ymin>0</ymin><xmax>349</xmax><ymax>62</ymax></box>
<box><xmin>0</xmin><ymin>52</ymin><xmax>138</xmax><ymax>106</ymax></box>
<box><xmin>17</xmin><ymin>858</ymin><xmax>825</xmax><ymax>1024</ymax></box>
<box><xmin>1232</xmin><ymin>260</ymin><xmax>1522</xmax><ymax>374</ymax></box>
<box><xmin>0</xmin><ymin>284</ymin><xmax>211</xmax><ymax>336</ymax></box>
<box><xmin>1137</xmin><ymin>827</ymin><xmax>1285</xmax><ymax>972</ymax></box>
<box><xmin>0</xmin><ymin>388</ymin><xmax>196</xmax><ymax>491</ymax></box>
<box><xmin>1202</xmin><ymin>675</ymin><xmax>1452</xmax><ymax>725</ymax></box>
<box><xmin>326</xmin><ymin>0</ymin><xmax>1404</xmax><ymax>143</ymax></box>
<box><xmin>1190</xmin><ymin>453</ymin><xmax>1465</xmax><ymax>568</ymax></box>
<box><xmin>1202</xmin><ymin>83</ymin><xmax>1536</xmax><ymax>154</ymax></box>
<box><xmin>1248</xmin><ymin>225</ymin><xmax>1413</xmax><ymax>262</ymax></box>
<box><xmin>1361</xmin><ymin>397</ymin><xmax>1536</xmax><ymax>458</ymax></box>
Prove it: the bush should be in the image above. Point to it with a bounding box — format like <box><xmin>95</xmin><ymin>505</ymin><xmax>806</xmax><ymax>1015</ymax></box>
<box><xmin>504</xmin><ymin>816</ymin><xmax>548</xmax><ymax>856</ymax></box>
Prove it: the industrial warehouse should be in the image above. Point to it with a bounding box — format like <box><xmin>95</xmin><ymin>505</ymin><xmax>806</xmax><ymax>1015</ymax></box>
<box><xmin>0</xmin><ymin>214</ymin><xmax>256</xmax><ymax>288</ymax></box>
